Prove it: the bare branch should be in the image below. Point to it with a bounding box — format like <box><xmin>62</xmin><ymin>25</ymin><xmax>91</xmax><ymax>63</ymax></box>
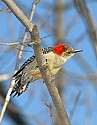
<box><xmin>0</xmin><ymin>41</ymin><xmax>22</xmax><ymax>46</ymax></box>
<box><xmin>70</xmin><ymin>91</ymin><xmax>81</xmax><ymax>120</ymax></box>
<box><xmin>0</xmin><ymin>79</ymin><xmax>15</xmax><ymax>123</ymax></box>
<box><xmin>45</xmin><ymin>103</ymin><xmax>54</xmax><ymax>125</ymax></box>
<box><xmin>15</xmin><ymin>0</ymin><xmax>38</xmax><ymax>70</ymax></box>
<box><xmin>0</xmin><ymin>8</ymin><xmax>11</xmax><ymax>13</ymax></box>
<box><xmin>45</xmin><ymin>103</ymin><xmax>53</xmax><ymax>118</ymax></box>
<box><xmin>13</xmin><ymin>46</ymin><xmax>33</xmax><ymax>53</ymax></box>
<box><xmin>30</xmin><ymin>25</ymin><xmax>71</xmax><ymax>125</ymax></box>
<box><xmin>74</xmin><ymin>0</ymin><xmax>97</xmax><ymax>56</ymax></box>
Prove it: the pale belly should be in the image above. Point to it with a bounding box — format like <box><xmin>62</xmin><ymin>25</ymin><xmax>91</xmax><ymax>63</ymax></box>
<box><xmin>29</xmin><ymin>66</ymin><xmax>61</xmax><ymax>78</ymax></box>
<box><xmin>49</xmin><ymin>66</ymin><xmax>61</xmax><ymax>75</ymax></box>
<box><xmin>29</xmin><ymin>52</ymin><xmax>65</xmax><ymax>80</ymax></box>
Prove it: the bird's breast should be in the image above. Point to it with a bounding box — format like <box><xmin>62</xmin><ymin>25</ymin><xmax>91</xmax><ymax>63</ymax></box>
<box><xmin>44</xmin><ymin>52</ymin><xmax>65</xmax><ymax>75</ymax></box>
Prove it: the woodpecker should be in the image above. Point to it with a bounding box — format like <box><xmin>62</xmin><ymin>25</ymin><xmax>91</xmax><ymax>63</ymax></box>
<box><xmin>11</xmin><ymin>43</ymin><xmax>82</xmax><ymax>97</ymax></box>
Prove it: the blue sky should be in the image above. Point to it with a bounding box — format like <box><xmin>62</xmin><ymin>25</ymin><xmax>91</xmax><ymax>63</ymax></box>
<box><xmin>0</xmin><ymin>0</ymin><xmax>97</xmax><ymax>125</ymax></box>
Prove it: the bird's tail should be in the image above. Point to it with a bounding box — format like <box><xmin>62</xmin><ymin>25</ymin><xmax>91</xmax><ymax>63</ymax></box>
<box><xmin>11</xmin><ymin>74</ymin><xmax>29</xmax><ymax>97</ymax></box>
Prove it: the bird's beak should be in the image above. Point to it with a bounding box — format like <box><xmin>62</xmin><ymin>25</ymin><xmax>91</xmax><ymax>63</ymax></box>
<box><xmin>72</xmin><ymin>50</ymin><xmax>83</xmax><ymax>53</ymax></box>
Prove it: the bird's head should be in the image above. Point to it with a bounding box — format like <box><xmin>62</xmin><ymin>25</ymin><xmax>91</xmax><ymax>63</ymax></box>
<box><xmin>53</xmin><ymin>44</ymin><xmax>83</xmax><ymax>60</ymax></box>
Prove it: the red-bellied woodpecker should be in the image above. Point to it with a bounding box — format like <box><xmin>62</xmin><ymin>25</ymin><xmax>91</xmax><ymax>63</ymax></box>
<box><xmin>11</xmin><ymin>43</ymin><xmax>82</xmax><ymax>97</ymax></box>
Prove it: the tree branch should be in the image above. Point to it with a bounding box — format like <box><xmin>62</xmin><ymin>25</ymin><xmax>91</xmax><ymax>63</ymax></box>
<box><xmin>74</xmin><ymin>0</ymin><xmax>97</xmax><ymax>56</ymax></box>
<box><xmin>30</xmin><ymin>25</ymin><xmax>71</xmax><ymax>125</ymax></box>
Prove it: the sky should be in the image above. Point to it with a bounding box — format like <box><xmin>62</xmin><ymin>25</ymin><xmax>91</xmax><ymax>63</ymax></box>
<box><xmin>0</xmin><ymin>0</ymin><xmax>97</xmax><ymax>125</ymax></box>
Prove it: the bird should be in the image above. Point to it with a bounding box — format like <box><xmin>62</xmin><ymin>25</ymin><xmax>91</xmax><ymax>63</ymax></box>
<box><xmin>11</xmin><ymin>43</ymin><xmax>83</xmax><ymax>97</ymax></box>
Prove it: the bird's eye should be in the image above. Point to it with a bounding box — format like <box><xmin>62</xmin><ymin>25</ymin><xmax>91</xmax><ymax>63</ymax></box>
<box><xmin>67</xmin><ymin>52</ymin><xmax>71</xmax><ymax>55</ymax></box>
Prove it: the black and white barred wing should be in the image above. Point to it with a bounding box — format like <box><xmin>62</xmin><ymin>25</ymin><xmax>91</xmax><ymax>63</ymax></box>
<box><xmin>11</xmin><ymin>55</ymin><xmax>40</xmax><ymax>97</ymax></box>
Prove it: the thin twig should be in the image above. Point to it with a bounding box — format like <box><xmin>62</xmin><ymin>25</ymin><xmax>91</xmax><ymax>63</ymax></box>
<box><xmin>70</xmin><ymin>91</ymin><xmax>81</xmax><ymax>120</ymax></box>
<box><xmin>0</xmin><ymin>8</ymin><xmax>11</xmax><ymax>13</ymax></box>
<box><xmin>45</xmin><ymin>103</ymin><xmax>54</xmax><ymax>125</ymax></box>
<box><xmin>0</xmin><ymin>35</ymin><xmax>53</xmax><ymax>47</ymax></box>
<box><xmin>0</xmin><ymin>42</ymin><xmax>33</xmax><ymax>52</ymax></box>
<box><xmin>0</xmin><ymin>41</ymin><xmax>22</xmax><ymax>46</ymax></box>
<box><xmin>13</xmin><ymin>46</ymin><xmax>33</xmax><ymax>53</ymax></box>
<box><xmin>45</xmin><ymin>103</ymin><xmax>53</xmax><ymax>118</ymax></box>
<box><xmin>41</xmin><ymin>34</ymin><xmax>54</xmax><ymax>41</ymax></box>
<box><xmin>0</xmin><ymin>79</ymin><xmax>15</xmax><ymax>123</ymax></box>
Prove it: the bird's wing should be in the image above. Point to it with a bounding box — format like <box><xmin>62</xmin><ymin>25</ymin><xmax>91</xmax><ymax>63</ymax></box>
<box><xmin>13</xmin><ymin>55</ymin><xmax>35</xmax><ymax>77</ymax></box>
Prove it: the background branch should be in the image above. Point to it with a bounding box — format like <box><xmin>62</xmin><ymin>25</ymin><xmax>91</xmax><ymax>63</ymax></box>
<box><xmin>75</xmin><ymin>0</ymin><xmax>97</xmax><ymax>56</ymax></box>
